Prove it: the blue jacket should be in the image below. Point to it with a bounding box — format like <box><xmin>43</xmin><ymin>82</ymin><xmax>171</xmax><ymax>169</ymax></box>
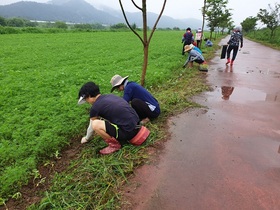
<box><xmin>184</xmin><ymin>49</ymin><xmax>205</xmax><ymax>66</ymax></box>
<box><xmin>123</xmin><ymin>81</ymin><xmax>161</xmax><ymax>115</ymax></box>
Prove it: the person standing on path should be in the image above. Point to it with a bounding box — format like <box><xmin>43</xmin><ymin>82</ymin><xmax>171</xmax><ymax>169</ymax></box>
<box><xmin>226</xmin><ymin>27</ymin><xmax>243</xmax><ymax>66</ymax></box>
<box><xmin>110</xmin><ymin>75</ymin><xmax>161</xmax><ymax>125</ymax></box>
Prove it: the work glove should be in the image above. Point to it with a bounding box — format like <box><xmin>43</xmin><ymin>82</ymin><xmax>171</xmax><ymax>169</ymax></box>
<box><xmin>81</xmin><ymin>137</ymin><xmax>88</xmax><ymax>144</ymax></box>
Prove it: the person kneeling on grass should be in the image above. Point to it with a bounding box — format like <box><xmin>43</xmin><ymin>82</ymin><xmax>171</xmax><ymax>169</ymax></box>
<box><xmin>183</xmin><ymin>44</ymin><xmax>206</xmax><ymax>68</ymax></box>
<box><xmin>77</xmin><ymin>81</ymin><xmax>141</xmax><ymax>155</ymax></box>
<box><xmin>110</xmin><ymin>74</ymin><xmax>160</xmax><ymax>125</ymax></box>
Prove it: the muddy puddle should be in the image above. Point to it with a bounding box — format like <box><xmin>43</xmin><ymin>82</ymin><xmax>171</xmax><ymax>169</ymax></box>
<box><xmin>208</xmin><ymin>86</ymin><xmax>280</xmax><ymax>103</ymax></box>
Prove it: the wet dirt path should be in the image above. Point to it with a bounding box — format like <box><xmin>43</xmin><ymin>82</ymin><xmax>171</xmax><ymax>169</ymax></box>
<box><xmin>122</xmin><ymin>37</ymin><xmax>280</xmax><ymax>210</ymax></box>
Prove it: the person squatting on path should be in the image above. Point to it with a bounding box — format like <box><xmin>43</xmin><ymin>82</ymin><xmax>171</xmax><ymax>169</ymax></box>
<box><xmin>226</xmin><ymin>27</ymin><xmax>243</xmax><ymax>66</ymax></box>
<box><xmin>181</xmin><ymin>27</ymin><xmax>193</xmax><ymax>55</ymax></box>
<box><xmin>110</xmin><ymin>75</ymin><xmax>160</xmax><ymax>125</ymax></box>
<box><xmin>78</xmin><ymin>81</ymin><xmax>141</xmax><ymax>155</ymax></box>
<box><xmin>183</xmin><ymin>44</ymin><xmax>205</xmax><ymax>68</ymax></box>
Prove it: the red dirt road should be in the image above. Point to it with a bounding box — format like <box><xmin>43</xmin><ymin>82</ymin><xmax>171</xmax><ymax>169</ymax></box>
<box><xmin>122</xmin><ymin>38</ymin><xmax>280</xmax><ymax>210</ymax></box>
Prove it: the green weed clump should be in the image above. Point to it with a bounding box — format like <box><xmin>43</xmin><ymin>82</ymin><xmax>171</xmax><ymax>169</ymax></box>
<box><xmin>0</xmin><ymin>30</ymin><xmax>221</xmax><ymax>208</ymax></box>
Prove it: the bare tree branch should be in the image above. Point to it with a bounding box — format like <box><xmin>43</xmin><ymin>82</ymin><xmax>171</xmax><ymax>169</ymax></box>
<box><xmin>148</xmin><ymin>0</ymin><xmax>167</xmax><ymax>43</ymax></box>
<box><xmin>131</xmin><ymin>0</ymin><xmax>142</xmax><ymax>11</ymax></box>
<box><xmin>118</xmin><ymin>0</ymin><xmax>167</xmax><ymax>85</ymax></box>
<box><xmin>119</xmin><ymin>0</ymin><xmax>144</xmax><ymax>45</ymax></box>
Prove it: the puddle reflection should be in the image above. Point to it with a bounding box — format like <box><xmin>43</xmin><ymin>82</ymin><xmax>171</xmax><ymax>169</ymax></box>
<box><xmin>221</xmin><ymin>86</ymin><xmax>234</xmax><ymax>100</ymax></box>
<box><xmin>216</xmin><ymin>87</ymin><xmax>280</xmax><ymax>103</ymax></box>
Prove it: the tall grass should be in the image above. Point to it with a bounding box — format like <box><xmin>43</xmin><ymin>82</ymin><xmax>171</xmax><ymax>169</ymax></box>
<box><xmin>0</xmin><ymin>30</ymin><xmax>222</xmax><ymax>208</ymax></box>
<box><xmin>245</xmin><ymin>27</ymin><xmax>280</xmax><ymax>50</ymax></box>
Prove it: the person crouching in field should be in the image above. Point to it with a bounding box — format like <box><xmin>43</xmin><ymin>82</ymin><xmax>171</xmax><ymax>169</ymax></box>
<box><xmin>77</xmin><ymin>81</ymin><xmax>141</xmax><ymax>155</ymax></box>
<box><xmin>110</xmin><ymin>75</ymin><xmax>160</xmax><ymax>125</ymax></box>
<box><xmin>183</xmin><ymin>44</ymin><xmax>205</xmax><ymax>68</ymax></box>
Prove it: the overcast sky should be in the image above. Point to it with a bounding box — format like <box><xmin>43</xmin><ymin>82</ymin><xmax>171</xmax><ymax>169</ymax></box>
<box><xmin>0</xmin><ymin>0</ymin><xmax>276</xmax><ymax>26</ymax></box>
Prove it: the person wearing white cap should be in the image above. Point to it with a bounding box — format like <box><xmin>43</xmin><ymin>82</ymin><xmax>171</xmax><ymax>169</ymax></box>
<box><xmin>110</xmin><ymin>75</ymin><xmax>160</xmax><ymax>125</ymax></box>
<box><xmin>195</xmin><ymin>28</ymin><xmax>203</xmax><ymax>48</ymax></box>
<box><xmin>77</xmin><ymin>81</ymin><xmax>140</xmax><ymax>155</ymax></box>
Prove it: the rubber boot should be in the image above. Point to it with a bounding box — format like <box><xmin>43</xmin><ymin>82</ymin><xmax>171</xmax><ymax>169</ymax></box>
<box><xmin>230</xmin><ymin>60</ymin><xmax>234</xmax><ymax>66</ymax></box>
<box><xmin>99</xmin><ymin>137</ymin><xmax>121</xmax><ymax>155</ymax></box>
<box><xmin>226</xmin><ymin>58</ymin><xmax>230</xmax><ymax>65</ymax></box>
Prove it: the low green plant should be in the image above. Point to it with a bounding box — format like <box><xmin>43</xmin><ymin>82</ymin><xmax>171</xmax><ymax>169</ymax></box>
<box><xmin>0</xmin><ymin>30</ymin><xmax>223</xmax><ymax>208</ymax></box>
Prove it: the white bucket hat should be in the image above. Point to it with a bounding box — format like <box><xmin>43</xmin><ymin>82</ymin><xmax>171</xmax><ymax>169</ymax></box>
<box><xmin>77</xmin><ymin>95</ymin><xmax>86</xmax><ymax>105</ymax></box>
<box><xmin>110</xmin><ymin>75</ymin><xmax>128</xmax><ymax>92</ymax></box>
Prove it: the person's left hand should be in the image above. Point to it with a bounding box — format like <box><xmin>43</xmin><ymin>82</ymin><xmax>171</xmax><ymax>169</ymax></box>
<box><xmin>81</xmin><ymin>137</ymin><xmax>88</xmax><ymax>144</ymax></box>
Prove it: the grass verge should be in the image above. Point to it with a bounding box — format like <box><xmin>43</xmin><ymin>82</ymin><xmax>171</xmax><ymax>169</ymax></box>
<box><xmin>0</xmin><ymin>31</ymin><xmax>224</xmax><ymax>209</ymax></box>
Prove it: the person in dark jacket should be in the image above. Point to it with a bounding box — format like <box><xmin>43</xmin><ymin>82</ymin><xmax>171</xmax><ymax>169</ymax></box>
<box><xmin>226</xmin><ymin>27</ymin><xmax>243</xmax><ymax>66</ymax></box>
<box><xmin>77</xmin><ymin>82</ymin><xmax>140</xmax><ymax>155</ymax></box>
<box><xmin>182</xmin><ymin>27</ymin><xmax>193</xmax><ymax>55</ymax></box>
<box><xmin>110</xmin><ymin>75</ymin><xmax>160</xmax><ymax>125</ymax></box>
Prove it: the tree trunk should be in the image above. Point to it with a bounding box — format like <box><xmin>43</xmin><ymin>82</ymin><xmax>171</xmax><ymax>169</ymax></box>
<box><xmin>200</xmin><ymin>0</ymin><xmax>207</xmax><ymax>48</ymax></box>
<box><xmin>140</xmin><ymin>0</ymin><xmax>148</xmax><ymax>86</ymax></box>
<box><xmin>141</xmin><ymin>44</ymin><xmax>149</xmax><ymax>86</ymax></box>
<box><xmin>119</xmin><ymin>0</ymin><xmax>166</xmax><ymax>86</ymax></box>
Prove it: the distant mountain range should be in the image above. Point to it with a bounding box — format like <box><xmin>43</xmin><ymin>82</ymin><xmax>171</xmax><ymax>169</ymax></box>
<box><xmin>0</xmin><ymin>0</ymin><xmax>203</xmax><ymax>29</ymax></box>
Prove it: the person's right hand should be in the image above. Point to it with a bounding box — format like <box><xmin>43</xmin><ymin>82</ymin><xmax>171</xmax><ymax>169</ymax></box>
<box><xmin>81</xmin><ymin>137</ymin><xmax>88</xmax><ymax>144</ymax></box>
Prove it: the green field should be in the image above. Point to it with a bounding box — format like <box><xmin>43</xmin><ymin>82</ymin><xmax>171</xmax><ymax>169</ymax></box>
<box><xmin>0</xmin><ymin>30</ymin><xmax>221</xmax><ymax>209</ymax></box>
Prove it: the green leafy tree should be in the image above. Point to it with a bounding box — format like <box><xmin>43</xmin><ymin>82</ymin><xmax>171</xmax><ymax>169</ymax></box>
<box><xmin>0</xmin><ymin>16</ymin><xmax>7</xmax><ymax>26</ymax></box>
<box><xmin>241</xmin><ymin>16</ymin><xmax>258</xmax><ymax>33</ymax></box>
<box><xmin>257</xmin><ymin>3</ymin><xmax>280</xmax><ymax>38</ymax></box>
<box><xmin>74</xmin><ymin>23</ymin><xmax>93</xmax><ymax>30</ymax></box>
<box><xmin>205</xmin><ymin>0</ymin><xmax>231</xmax><ymax>39</ymax></box>
<box><xmin>25</xmin><ymin>21</ymin><xmax>38</xmax><ymax>27</ymax></box>
<box><xmin>119</xmin><ymin>0</ymin><xmax>167</xmax><ymax>86</ymax></box>
<box><xmin>54</xmin><ymin>21</ymin><xmax>68</xmax><ymax>29</ymax></box>
<box><xmin>6</xmin><ymin>18</ymin><xmax>25</xmax><ymax>27</ymax></box>
<box><xmin>219</xmin><ymin>9</ymin><xmax>232</xmax><ymax>34</ymax></box>
<box><xmin>110</xmin><ymin>23</ymin><xmax>128</xmax><ymax>29</ymax></box>
<box><xmin>73</xmin><ymin>23</ymin><xmax>105</xmax><ymax>30</ymax></box>
<box><xmin>92</xmin><ymin>23</ymin><xmax>105</xmax><ymax>29</ymax></box>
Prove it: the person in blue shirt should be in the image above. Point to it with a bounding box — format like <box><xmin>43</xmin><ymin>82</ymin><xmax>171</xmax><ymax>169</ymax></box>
<box><xmin>204</xmin><ymin>38</ymin><xmax>213</xmax><ymax>47</ymax></box>
<box><xmin>110</xmin><ymin>75</ymin><xmax>160</xmax><ymax>125</ymax></box>
<box><xmin>189</xmin><ymin>43</ymin><xmax>202</xmax><ymax>54</ymax></box>
<box><xmin>183</xmin><ymin>45</ymin><xmax>205</xmax><ymax>68</ymax></box>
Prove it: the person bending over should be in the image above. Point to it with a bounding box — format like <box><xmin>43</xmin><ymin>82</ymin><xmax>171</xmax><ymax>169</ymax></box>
<box><xmin>78</xmin><ymin>81</ymin><xmax>140</xmax><ymax>155</ymax></box>
<box><xmin>183</xmin><ymin>45</ymin><xmax>205</xmax><ymax>68</ymax></box>
<box><xmin>110</xmin><ymin>75</ymin><xmax>160</xmax><ymax>125</ymax></box>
